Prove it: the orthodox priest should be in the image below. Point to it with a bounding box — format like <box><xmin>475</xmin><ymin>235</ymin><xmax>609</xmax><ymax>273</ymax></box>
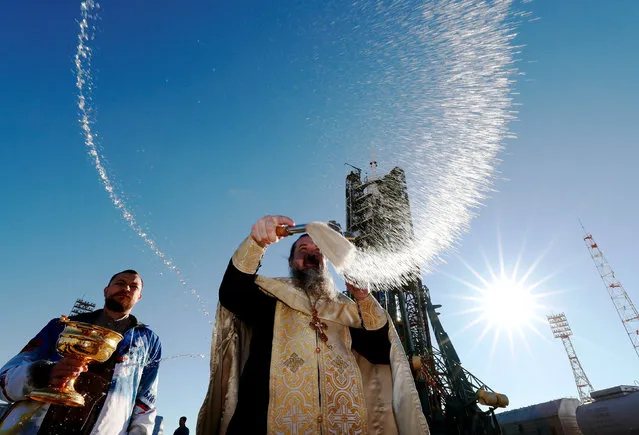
<box><xmin>197</xmin><ymin>215</ymin><xmax>429</xmax><ymax>435</ymax></box>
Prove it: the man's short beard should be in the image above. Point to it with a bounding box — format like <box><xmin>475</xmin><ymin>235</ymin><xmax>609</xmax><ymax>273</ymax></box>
<box><xmin>290</xmin><ymin>266</ymin><xmax>337</xmax><ymax>302</ymax></box>
<box><xmin>105</xmin><ymin>297</ymin><xmax>126</xmax><ymax>313</ymax></box>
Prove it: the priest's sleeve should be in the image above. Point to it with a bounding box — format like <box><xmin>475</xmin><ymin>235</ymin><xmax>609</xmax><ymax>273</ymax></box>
<box><xmin>219</xmin><ymin>236</ymin><xmax>275</xmax><ymax>325</ymax></box>
<box><xmin>350</xmin><ymin>294</ymin><xmax>391</xmax><ymax>364</ymax></box>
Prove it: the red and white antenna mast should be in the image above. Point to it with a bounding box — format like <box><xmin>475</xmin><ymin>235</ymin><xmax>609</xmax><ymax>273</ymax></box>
<box><xmin>580</xmin><ymin>222</ymin><xmax>639</xmax><ymax>359</ymax></box>
<box><xmin>547</xmin><ymin>313</ymin><xmax>594</xmax><ymax>403</ymax></box>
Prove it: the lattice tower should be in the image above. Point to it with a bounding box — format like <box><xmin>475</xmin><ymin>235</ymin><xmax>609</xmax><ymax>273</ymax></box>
<box><xmin>580</xmin><ymin>226</ymin><xmax>639</xmax><ymax>359</ymax></box>
<box><xmin>70</xmin><ymin>298</ymin><xmax>96</xmax><ymax>316</ymax></box>
<box><xmin>547</xmin><ymin>313</ymin><xmax>594</xmax><ymax>403</ymax></box>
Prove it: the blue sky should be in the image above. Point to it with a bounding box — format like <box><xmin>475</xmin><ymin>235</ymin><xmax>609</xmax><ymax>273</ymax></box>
<box><xmin>1</xmin><ymin>0</ymin><xmax>638</xmax><ymax>430</ymax></box>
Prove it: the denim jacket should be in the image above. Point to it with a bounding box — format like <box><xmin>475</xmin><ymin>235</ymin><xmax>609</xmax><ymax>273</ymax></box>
<box><xmin>0</xmin><ymin>310</ymin><xmax>161</xmax><ymax>434</ymax></box>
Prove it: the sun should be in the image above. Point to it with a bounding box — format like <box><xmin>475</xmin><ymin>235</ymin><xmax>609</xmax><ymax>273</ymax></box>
<box><xmin>477</xmin><ymin>273</ymin><xmax>537</xmax><ymax>330</ymax></box>
<box><xmin>451</xmin><ymin>240</ymin><xmax>556</xmax><ymax>355</ymax></box>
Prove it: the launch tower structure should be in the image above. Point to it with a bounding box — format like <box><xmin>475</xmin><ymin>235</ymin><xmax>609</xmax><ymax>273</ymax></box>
<box><xmin>547</xmin><ymin>313</ymin><xmax>594</xmax><ymax>403</ymax></box>
<box><xmin>345</xmin><ymin>164</ymin><xmax>507</xmax><ymax>435</ymax></box>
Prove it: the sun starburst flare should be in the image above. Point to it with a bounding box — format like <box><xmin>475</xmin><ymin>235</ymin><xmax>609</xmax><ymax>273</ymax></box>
<box><xmin>447</xmin><ymin>237</ymin><xmax>562</xmax><ymax>358</ymax></box>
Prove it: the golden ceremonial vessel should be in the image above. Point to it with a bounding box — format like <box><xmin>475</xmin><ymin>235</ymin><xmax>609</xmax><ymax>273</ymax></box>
<box><xmin>28</xmin><ymin>316</ymin><xmax>123</xmax><ymax>407</ymax></box>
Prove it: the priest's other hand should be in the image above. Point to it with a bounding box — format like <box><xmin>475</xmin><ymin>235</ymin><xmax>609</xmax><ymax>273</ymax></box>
<box><xmin>251</xmin><ymin>215</ymin><xmax>296</xmax><ymax>247</ymax></box>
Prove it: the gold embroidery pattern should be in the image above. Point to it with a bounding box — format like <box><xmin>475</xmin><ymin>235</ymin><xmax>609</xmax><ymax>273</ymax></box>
<box><xmin>268</xmin><ymin>304</ymin><xmax>319</xmax><ymax>435</ymax></box>
<box><xmin>255</xmin><ymin>276</ymin><xmax>364</xmax><ymax>328</ymax></box>
<box><xmin>358</xmin><ymin>295</ymin><xmax>387</xmax><ymax>330</ymax></box>
<box><xmin>232</xmin><ymin>236</ymin><xmax>265</xmax><ymax>274</ymax></box>
<box><xmin>332</xmin><ymin>355</ymin><xmax>349</xmax><ymax>374</ymax></box>
<box><xmin>321</xmin><ymin>321</ymin><xmax>368</xmax><ymax>434</ymax></box>
<box><xmin>269</xmin><ymin>303</ymin><xmax>369</xmax><ymax>435</ymax></box>
<box><xmin>283</xmin><ymin>352</ymin><xmax>305</xmax><ymax>373</ymax></box>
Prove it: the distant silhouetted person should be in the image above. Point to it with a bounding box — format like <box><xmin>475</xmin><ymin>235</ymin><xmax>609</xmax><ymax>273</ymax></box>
<box><xmin>174</xmin><ymin>416</ymin><xmax>189</xmax><ymax>435</ymax></box>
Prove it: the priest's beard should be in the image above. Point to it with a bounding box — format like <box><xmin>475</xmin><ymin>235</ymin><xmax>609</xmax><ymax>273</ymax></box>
<box><xmin>290</xmin><ymin>266</ymin><xmax>337</xmax><ymax>302</ymax></box>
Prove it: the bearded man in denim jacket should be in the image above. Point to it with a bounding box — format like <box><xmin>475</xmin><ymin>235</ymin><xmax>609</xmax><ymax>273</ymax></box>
<box><xmin>0</xmin><ymin>269</ymin><xmax>162</xmax><ymax>434</ymax></box>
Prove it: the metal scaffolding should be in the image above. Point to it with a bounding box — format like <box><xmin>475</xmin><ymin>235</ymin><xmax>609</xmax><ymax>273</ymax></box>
<box><xmin>580</xmin><ymin>225</ymin><xmax>639</xmax><ymax>360</ymax></box>
<box><xmin>70</xmin><ymin>298</ymin><xmax>96</xmax><ymax>316</ymax></box>
<box><xmin>547</xmin><ymin>313</ymin><xmax>594</xmax><ymax>403</ymax></box>
<box><xmin>345</xmin><ymin>164</ymin><xmax>506</xmax><ymax>434</ymax></box>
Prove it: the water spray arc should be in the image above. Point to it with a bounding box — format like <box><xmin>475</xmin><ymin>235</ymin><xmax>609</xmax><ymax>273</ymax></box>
<box><xmin>338</xmin><ymin>0</ymin><xmax>520</xmax><ymax>289</ymax></box>
<box><xmin>73</xmin><ymin>1</ymin><xmax>210</xmax><ymax>322</ymax></box>
<box><xmin>160</xmin><ymin>353</ymin><xmax>207</xmax><ymax>362</ymax></box>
